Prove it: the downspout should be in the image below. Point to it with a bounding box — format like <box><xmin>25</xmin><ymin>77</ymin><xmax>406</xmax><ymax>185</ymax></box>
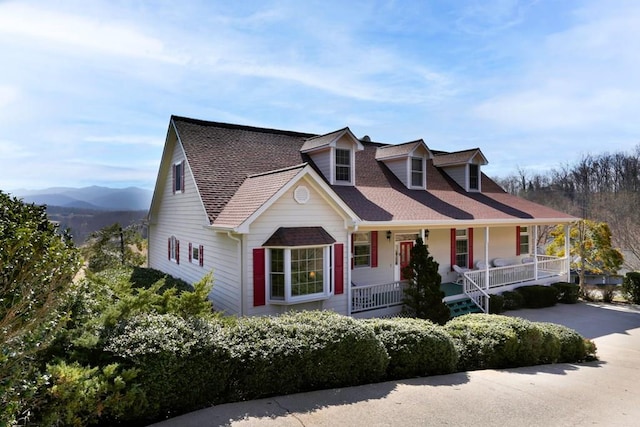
<box><xmin>227</xmin><ymin>231</ymin><xmax>244</xmax><ymax>316</ymax></box>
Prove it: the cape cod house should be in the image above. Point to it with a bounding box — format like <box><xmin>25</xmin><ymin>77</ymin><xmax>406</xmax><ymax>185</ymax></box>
<box><xmin>147</xmin><ymin>116</ymin><xmax>576</xmax><ymax>318</ymax></box>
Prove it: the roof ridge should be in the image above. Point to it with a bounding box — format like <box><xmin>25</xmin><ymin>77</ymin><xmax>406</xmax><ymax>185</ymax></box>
<box><xmin>171</xmin><ymin>115</ymin><xmax>316</xmax><ymax>138</ymax></box>
<box><xmin>433</xmin><ymin>147</ymin><xmax>481</xmax><ymax>156</ymax></box>
<box><xmin>247</xmin><ymin>163</ymin><xmax>308</xmax><ymax>178</ymax></box>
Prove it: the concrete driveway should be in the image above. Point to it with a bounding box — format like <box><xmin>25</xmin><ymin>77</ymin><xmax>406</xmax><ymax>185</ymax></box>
<box><xmin>152</xmin><ymin>302</ymin><xmax>640</xmax><ymax>427</ymax></box>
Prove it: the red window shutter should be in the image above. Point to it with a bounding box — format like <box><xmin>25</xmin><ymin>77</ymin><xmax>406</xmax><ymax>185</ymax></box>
<box><xmin>516</xmin><ymin>226</ymin><xmax>521</xmax><ymax>256</ymax></box>
<box><xmin>450</xmin><ymin>228</ymin><xmax>456</xmax><ymax>270</ymax></box>
<box><xmin>468</xmin><ymin>228</ymin><xmax>474</xmax><ymax>269</ymax></box>
<box><xmin>371</xmin><ymin>231</ymin><xmax>378</xmax><ymax>268</ymax></box>
<box><xmin>168</xmin><ymin>238</ymin><xmax>171</xmax><ymax>260</ymax></box>
<box><xmin>253</xmin><ymin>248</ymin><xmax>266</xmax><ymax>306</ymax></box>
<box><xmin>176</xmin><ymin>240</ymin><xmax>180</xmax><ymax>264</ymax></box>
<box><xmin>199</xmin><ymin>245</ymin><xmax>204</xmax><ymax>267</ymax></box>
<box><xmin>335</xmin><ymin>243</ymin><xmax>344</xmax><ymax>295</ymax></box>
<box><xmin>188</xmin><ymin>243</ymin><xmax>193</xmax><ymax>262</ymax></box>
<box><xmin>181</xmin><ymin>160</ymin><xmax>186</xmax><ymax>193</ymax></box>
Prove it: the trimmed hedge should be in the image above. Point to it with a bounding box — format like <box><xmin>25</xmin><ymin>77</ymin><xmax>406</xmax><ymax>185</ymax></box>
<box><xmin>443</xmin><ymin>314</ymin><xmax>595</xmax><ymax>371</ymax></box>
<box><xmin>516</xmin><ymin>285</ymin><xmax>559</xmax><ymax>308</ymax></box>
<box><xmin>488</xmin><ymin>294</ymin><xmax>505</xmax><ymax>314</ymax></box>
<box><xmin>223</xmin><ymin>311</ymin><xmax>388</xmax><ymax>400</ymax></box>
<box><xmin>502</xmin><ymin>290</ymin><xmax>525</xmax><ymax>310</ymax></box>
<box><xmin>363</xmin><ymin>317</ymin><xmax>458</xmax><ymax>379</ymax></box>
<box><xmin>105</xmin><ymin>313</ymin><xmax>230</xmax><ymax>422</ymax></box>
<box><xmin>551</xmin><ymin>282</ymin><xmax>580</xmax><ymax>304</ymax></box>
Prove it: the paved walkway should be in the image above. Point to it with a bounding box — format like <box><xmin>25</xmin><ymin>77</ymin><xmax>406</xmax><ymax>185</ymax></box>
<box><xmin>152</xmin><ymin>302</ymin><xmax>640</xmax><ymax>427</ymax></box>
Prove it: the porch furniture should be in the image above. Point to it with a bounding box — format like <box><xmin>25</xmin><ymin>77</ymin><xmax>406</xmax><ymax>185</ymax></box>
<box><xmin>475</xmin><ymin>260</ymin><xmax>488</xmax><ymax>270</ymax></box>
<box><xmin>453</xmin><ymin>264</ymin><xmax>470</xmax><ymax>284</ymax></box>
<box><xmin>492</xmin><ymin>258</ymin><xmax>512</xmax><ymax>267</ymax></box>
<box><xmin>521</xmin><ymin>257</ymin><xmax>534</xmax><ymax>264</ymax></box>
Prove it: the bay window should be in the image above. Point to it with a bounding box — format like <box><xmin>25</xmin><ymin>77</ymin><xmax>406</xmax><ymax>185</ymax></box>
<box><xmin>268</xmin><ymin>246</ymin><xmax>331</xmax><ymax>303</ymax></box>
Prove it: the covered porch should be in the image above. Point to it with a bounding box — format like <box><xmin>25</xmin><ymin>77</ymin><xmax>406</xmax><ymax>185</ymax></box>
<box><xmin>349</xmin><ymin>223</ymin><xmax>571</xmax><ymax>318</ymax></box>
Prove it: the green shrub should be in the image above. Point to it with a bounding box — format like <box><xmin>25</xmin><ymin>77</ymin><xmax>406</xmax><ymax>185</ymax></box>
<box><xmin>622</xmin><ymin>272</ymin><xmax>640</xmax><ymax>304</ymax></box>
<box><xmin>38</xmin><ymin>361</ymin><xmax>144</xmax><ymax>427</ymax></box>
<box><xmin>105</xmin><ymin>313</ymin><xmax>229</xmax><ymax>422</ymax></box>
<box><xmin>445</xmin><ymin>314</ymin><xmax>547</xmax><ymax>371</ymax></box>
<box><xmin>501</xmin><ymin>291</ymin><xmax>524</xmax><ymax>310</ymax></box>
<box><xmin>129</xmin><ymin>266</ymin><xmax>192</xmax><ymax>293</ymax></box>
<box><xmin>551</xmin><ymin>282</ymin><xmax>580</xmax><ymax>304</ymax></box>
<box><xmin>488</xmin><ymin>294</ymin><xmax>505</xmax><ymax>314</ymax></box>
<box><xmin>363</xmin><ymin>317</ymin><xmax>458</xmax><ymax>379</ymax></box>
<box><xmin>223</xmin><ymin>311</ymin><xmax>388</xmax><ymax>400</ymax></box>
<box><xmin>516</xmin><ymin>285</ymin><xmax>559</xmax><ymax>308</ymax></box>
<box><xmin>601</xmin><ymin>285</ymin><xmax>618</xmax><ymax>303</ymax></box>
<box><xmin>533</xmin><ymin>322</ymin><xmax>596</xmax><ymax>362</ymax></box>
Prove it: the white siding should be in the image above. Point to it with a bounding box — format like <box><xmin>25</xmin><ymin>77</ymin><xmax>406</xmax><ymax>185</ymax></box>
<box><xmin>384</xmin><ymin>158</ymin><xmax>408</xmax><ymax>187</ymax></box>
<box><xmin>242</xmin><ymin>176</ymin><xmax>350</xmax><ymax>316</ymax></box>
<box><xmin>443</xmin><ymin>165</ymin><xmax>466</xmax><ymax>190</ymax></box>
<box><xmin>148</xmin><ymin>136</ymin><xmax>242</xmax><ymax>315</ymax></box>
<box><xmin>308</xmin><ymin>148</ymin><xmax>331</xmax><ymax>182</ymax></box>
<box><xmin>351</xmin><ymin>232</ymin><xmax>395</xmax><ymax>285</ymax></box>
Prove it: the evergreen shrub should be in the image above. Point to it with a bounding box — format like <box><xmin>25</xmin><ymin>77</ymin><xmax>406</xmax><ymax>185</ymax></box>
<box><xmin>223</xmin><ymin>311</ymin><xmax>388</xmax><ymax>400</ymax></box>
<box><xmin>516</xmin><ymin>285</ymin><xmax>559</xmax><ymax>308</ymax></box>
<box><xmin>488</xmin><ymin>294</ymin><xmax>505</xmax><ymax>314</ymax></box>
<box><xmin>622</xmin><ymin>272</ymin><xmax>640</xmax><ymax>304</ymax></box>
<box><xmin>501</xmin><ymin>291</ymin><xmax>525</xmax><ymax>310</ymax></box>
<box><xmin>363</xmin><ymin>317</ymin><xmax>458</xmax><ymax>379</ymax></box>
<box><xmin>551</xmin><ymin>282</ymin><xmax>580</xmax><ymax>304</ymax></box>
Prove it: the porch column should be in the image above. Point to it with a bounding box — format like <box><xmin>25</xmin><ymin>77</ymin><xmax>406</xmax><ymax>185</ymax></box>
<box><xmin>347</xmin><ymin>231</ymin><xmax>353</xmax><ymax>316</ymax></box>
<box><xmin>534</xmin><ymin>225</ymin><xmax>539</xmax><ymax>280</ymax></box>
<box><xmin>564</xmin><ymin>224</ymin><xmax>571</xmax><ymax>281</ymax></box>
<box><xmin>484</xmin><ymin>226</ymin><xmax>490</xmax><ymax>290</ymax></box>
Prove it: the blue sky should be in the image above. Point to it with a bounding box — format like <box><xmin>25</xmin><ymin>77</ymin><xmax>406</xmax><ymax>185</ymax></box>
<box><xmin>1</xmin><ymin>0</ymin><xmax>639</xmax><ymax>191</ymax></box>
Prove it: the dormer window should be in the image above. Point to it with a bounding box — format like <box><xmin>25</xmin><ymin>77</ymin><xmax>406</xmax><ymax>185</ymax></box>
<box><xmin>411</xmin><ymin>157</ymin><xmax>424</xmax><ymax>188</ymax></box>
<box><xmin>469</xmin><ymin>164</ymin><xmax>479</xmax><ymax>190</ymax></box>
<box><xmin>335</xmin><ymin>148</ymin><xmax>351</xmax><ymax>183</ymax></box>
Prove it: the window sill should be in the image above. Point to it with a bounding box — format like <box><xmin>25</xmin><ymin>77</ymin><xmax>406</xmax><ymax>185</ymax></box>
<box><xmin>269</xmin><ymin>293</ymin><xmax>331</xmax><ymax>305</ymax></box>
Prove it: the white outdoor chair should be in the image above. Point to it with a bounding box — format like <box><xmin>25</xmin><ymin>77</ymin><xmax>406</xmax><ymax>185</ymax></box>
<box><xmin>453</xmin><ymin>264</ymin><xmax>469</xmax><ymax>284</ymax></box>
<box><xmin>475</xmin><ymin>260</ymin><xmax>488</xmax><ymax>270</ymax></box>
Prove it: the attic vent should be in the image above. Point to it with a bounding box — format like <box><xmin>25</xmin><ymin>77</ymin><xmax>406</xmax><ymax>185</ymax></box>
<box><xmin>294</xmin><ymin>185</ymin><xmax>310</xmax><ymax>204</ymax></box>
<box><xmin>361</xmin><ymin>135</ymin><xmax>371</xmax><ymax>142</ymax></box>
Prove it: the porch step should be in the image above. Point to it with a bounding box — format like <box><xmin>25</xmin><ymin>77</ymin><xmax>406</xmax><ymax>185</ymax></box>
<box><xmin>446</xmin><ymin>297</ymin><xmax>483</xmax><ymax>317</ymax></box>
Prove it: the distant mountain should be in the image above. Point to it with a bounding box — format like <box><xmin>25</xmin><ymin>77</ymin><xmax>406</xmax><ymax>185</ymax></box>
<box><xmin>12</xmin><ymin>186</ymin><xmax>153</xmax><ymax>211</ymax></box>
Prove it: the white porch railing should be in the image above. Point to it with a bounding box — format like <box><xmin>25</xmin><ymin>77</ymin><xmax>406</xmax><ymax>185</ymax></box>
<box><xmin>351</xmin><ymin>281</ymin><xmax>408</xmax><ymax>313</ymax></box>
<box><xmin>465</xmin><ymin>256</ymin><xmax>568</xmax><ymax>290</ymax></box>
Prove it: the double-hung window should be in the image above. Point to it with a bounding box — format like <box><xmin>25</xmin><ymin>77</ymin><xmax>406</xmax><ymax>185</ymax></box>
<box><xmin>335</xmin><ymin>148</ymin><xmax>351</xmax><ymax>183</ymax></box>
<box><xmin>173</xmin><ymin>160</ymin><xmax>185</xmax><ymax>193</ymax></box>
<box><xmin>469</xmin><ymin>164</ymin><xmax>479</xmax><ymax>190</ymax></box>
<box><xmin>169</xmin><ymin>236</ymin><xmax>179</xmax><ymax>263</ymax></box>
<box><xmin>269</xmin><ymin>246</ymin><xmax>331</xmax><ymax>303</ymax></box>
<box><xmin>353</xmin><ymin>232</ymin><xmax>371</xmax><ymax>267</ymax></box>
<box><xmin>411</xmin><ymin>157</ymin><xmax>424</xmax><ymax>188</ymax></box>
<box><xmin>455</xmin><ymin>229</ymin><xmax>468</xmax><ymax>267</ymax></box>
<box><xmin>519</xmin><ymin>226</ymin><xmax>530</xmax><ymax>255</ymax></box>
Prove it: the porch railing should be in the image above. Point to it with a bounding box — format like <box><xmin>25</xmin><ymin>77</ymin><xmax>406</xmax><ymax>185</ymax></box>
<box><xmin>465</xmin><ymin>255</ymin><xmax>568</xmax><ymax>290</ymax></box>
<box><xmin>463</xmin><ymin>277</ymin><xmax>490</xmax><ymax>313</ymax></box>
<box><xmin>351</xmin><ymin>281</ymin><xmax>408</xmax><ymax>313</ymax></box>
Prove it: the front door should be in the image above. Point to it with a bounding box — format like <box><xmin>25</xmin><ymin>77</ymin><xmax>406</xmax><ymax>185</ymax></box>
<box><xmin>399</xmin><ymin>241</ymin><xmax>413</xmax><ymax>280</ymax></box>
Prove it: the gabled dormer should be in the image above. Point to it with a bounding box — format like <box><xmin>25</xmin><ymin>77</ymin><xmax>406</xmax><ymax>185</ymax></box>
<box><xmin>433</xmin><ymin>148</ymin><xmax>488</xmax><ymax>192</ymax></box>
<box><xmin>375</xmin><ymin>139</ymin><xmax>433</xmax><ymax>190</ymax></box>
<box><xmin>300</xmin><ymin>127</ymin><xmax>364</xmax><ymax>186</ymax></box>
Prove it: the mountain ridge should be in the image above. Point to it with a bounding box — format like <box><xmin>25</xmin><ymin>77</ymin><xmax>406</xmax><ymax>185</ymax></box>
<box><xmin>11</xmin><ymin>186</ymin><xmax>153</xmax><ymax>211</ymax></box>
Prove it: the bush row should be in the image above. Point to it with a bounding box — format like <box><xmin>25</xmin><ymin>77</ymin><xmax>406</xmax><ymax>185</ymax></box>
<box><xmin>47</xmin><ymin>310</ymin><xmax>595</xmax><ymax>425</ymax></box>
<box><xmin>493</xmin><ymin>283</ymin><xmax>580</xmax><ymax>313</ymax></box>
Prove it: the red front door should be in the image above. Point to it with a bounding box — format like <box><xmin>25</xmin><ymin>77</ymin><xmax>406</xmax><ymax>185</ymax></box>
<box><xmin>400</xmin><ymin>241</ymin><xmax>413</xmax><ymax>280</ymax></box>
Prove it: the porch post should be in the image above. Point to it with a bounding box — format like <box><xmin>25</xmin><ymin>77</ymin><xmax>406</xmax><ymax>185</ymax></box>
<box><xmin>484</xmin><ymin>226</ymin><xmax>489</xmax><ymax>290</ymax></box>
<box><xmin>347</xmin><ymin>231</ymin><xmax>353</xmax><ymax>316</ymax></box>
<box><xmin>564</xmin><ymin>224</ymin><xmax>571</xmax><ymax>281</ymax></box>
<box><xmin>534</xmin><ymin>225</ymin><xmax>539</xmax><ymax>280</ymax></box>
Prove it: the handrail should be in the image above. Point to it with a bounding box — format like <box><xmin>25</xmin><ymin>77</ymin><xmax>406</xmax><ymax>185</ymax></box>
<box><xmin>462</xmin><ymin>273</ymin><xmax>490</xmax><ymax>313</ymax></box>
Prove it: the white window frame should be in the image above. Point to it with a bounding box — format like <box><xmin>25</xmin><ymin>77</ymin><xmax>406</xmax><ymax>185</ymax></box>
<box><xmin>520</xmin><ymin>226</ymin><xmax>530</xmax><ymax>255</ymax></box>
<box><xmin>169</xmin><ymin>235</ymin><xmax>178</xmax><ymax>262</ymax></box>
<box><xmin>468</xmin><ymin>163</ymin><xmax>480</xmax><ymax>191</ymax></box>
<box><xmin>410</xmin><ymin>157</ymin><xmax>425</xmax><ymax>188</ymax></box>
<box><xmin>190</xmin><ymin>243</ymin><xmax>203</xmax><ymax>265</ymax></box>
<box><xmin>353</xmin><ymin>232</ymin><xmax>371</xmax><ymax>268</ymax></box>
<box><xmin>173</xmin><ymin>161</ymin><xmax>184</xmax><ymax>193</ymax></box>
<box><xmin>334</xmin><ymin>148</ymin><xmax>352</xmax><ymax>184</ymax></box>
<box><xmin>267</xmin><ymin>245</ymin><xmax>332</xmax><ymax>304</ymax></box>
<box><xmin>455</xmin><ymin>229</ymin><xmax>468</xmax><ymax>267</ymax></box>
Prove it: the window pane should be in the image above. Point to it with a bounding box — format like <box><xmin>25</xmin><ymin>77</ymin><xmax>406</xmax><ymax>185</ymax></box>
<box><xmin>353</xmin><ymin>232</ymin><xmax>371</xmax><ymax>267</ymax></box>
<box><xmin>469</xmin><ymin>164</ymin><xmax>479</xmax><ymax>189</ymax></box>
<box><xmin>290</xmin><ymin>247</ymin><xmax>324</xmax><ymax>297</ymax></box>
<box><xmin>411</xmin><ymin>158</ymin><xmax>423</xmax><ymax>187</ymax></box>
<box><xmin>270</xmin><ymin>249</ymin><xmax>285</xmax><ymax>300</ymax></box>
<box><xmin>335</xmin><ymin>149</ymin><xmax>351</xmax><ymax>182</ymax></box>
